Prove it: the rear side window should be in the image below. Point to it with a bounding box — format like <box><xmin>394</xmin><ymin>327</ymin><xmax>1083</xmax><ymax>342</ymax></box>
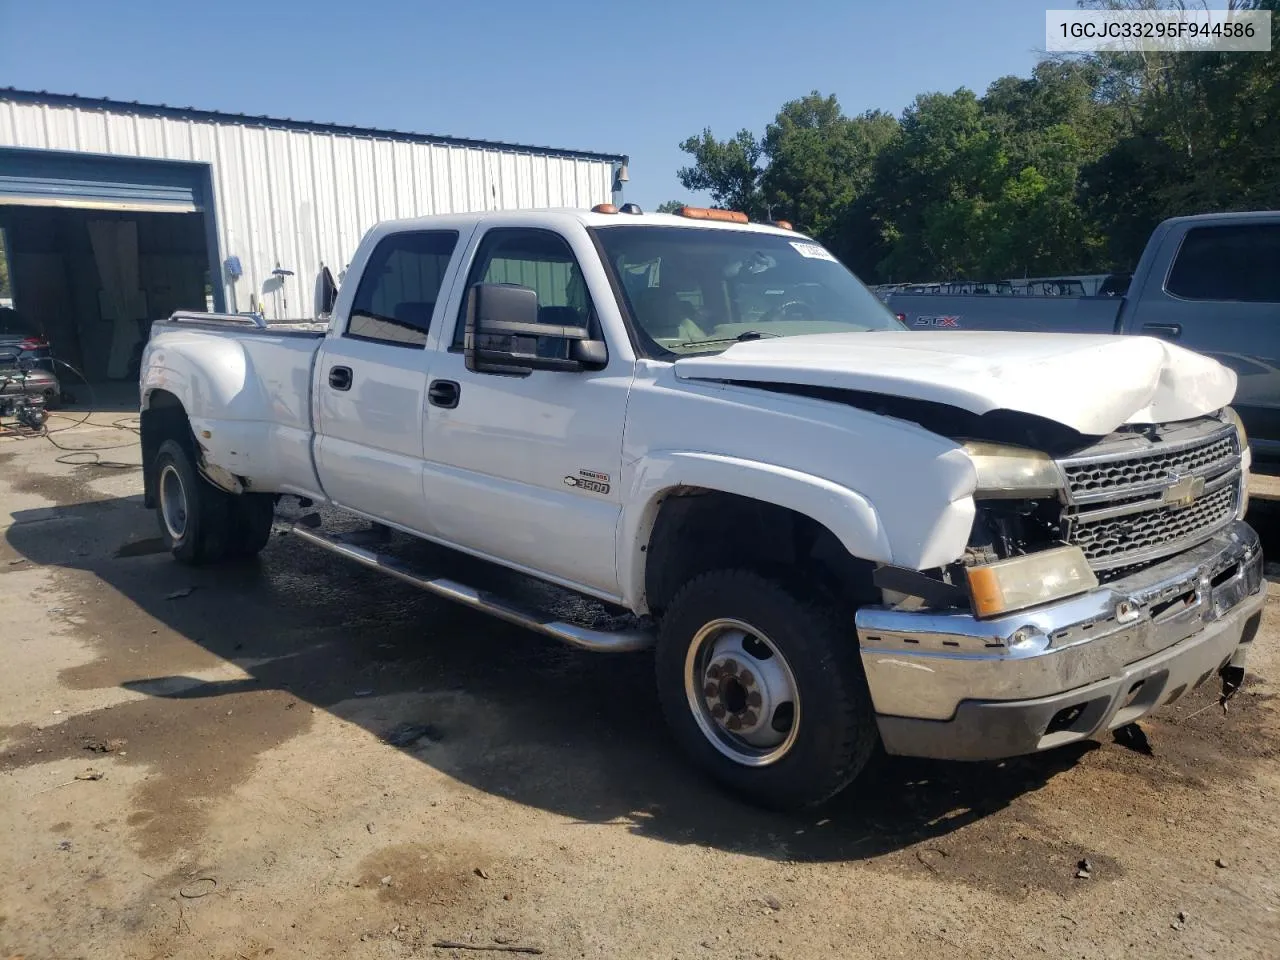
<box><xmin>1166</xmin><ymin>224</ymin><xmax>1280</xmax><ymax>303</ymax></box>
<box><xmin>347</xmin><ymin>231</ymin><xmax>459</xmax><ymax>346</ymax></box>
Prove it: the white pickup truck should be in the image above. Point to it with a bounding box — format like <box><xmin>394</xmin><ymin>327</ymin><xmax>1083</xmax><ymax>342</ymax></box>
<box><xmin>140</xmin><ymin>205</ymin><xmax>1266</xmax><ymax>809</ymax></box>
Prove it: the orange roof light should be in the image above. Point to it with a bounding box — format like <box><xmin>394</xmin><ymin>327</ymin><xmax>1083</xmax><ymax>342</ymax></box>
<box><xmin>592</xmin><ymin>203</ymin><xmax>618</xmax><ymax>214</ymax></box>
<box><xmin>772</xmin><ymin>219</ymin><xmax>793</xmax><ymax>230</ymax></box>
<box><xmin>678</xmin><ymin>206</ymin><xmax>749</xmax><ymax>224</ymax></box>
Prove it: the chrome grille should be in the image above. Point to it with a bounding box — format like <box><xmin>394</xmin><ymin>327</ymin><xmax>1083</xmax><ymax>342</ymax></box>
<box><xmin>1069</xmin><ymin>483</ymin><xmax>1237</xmax><ymax>568</ymax></box>
<box><xmin>1062</xmin><ymin>432</ymin><xmax>1236</xmax><ymax>501</ymax></box>
<box><xmin>1058</xmin><ymin>422</ymin><xmax>1242</xmax><ymax>571</ymax></box>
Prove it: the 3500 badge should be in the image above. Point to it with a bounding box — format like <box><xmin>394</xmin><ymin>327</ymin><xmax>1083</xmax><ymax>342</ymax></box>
<box><xmin>563</xmin><ymin>469</ymin><xmax>611</xmax><ymax>495</ymax></box>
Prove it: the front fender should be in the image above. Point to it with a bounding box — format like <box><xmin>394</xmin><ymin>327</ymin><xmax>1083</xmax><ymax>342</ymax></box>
<box><xmin>618</xmin><ymin>451</ymin><xmax>896</xmax><ymax>612</ymax></box>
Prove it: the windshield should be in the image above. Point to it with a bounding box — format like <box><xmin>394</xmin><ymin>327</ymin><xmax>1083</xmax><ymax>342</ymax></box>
<box><xmin>592</xmin><ymin>226</ymin><xmax>904</xmax><ymax>358</ymax></box>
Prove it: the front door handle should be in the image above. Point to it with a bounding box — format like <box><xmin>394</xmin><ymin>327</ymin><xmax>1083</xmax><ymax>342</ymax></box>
<box><xmin>428</xmin><ymin>379</ymin><xmax>460</xmax><ymax>409</ymax></box>
<box><xmin>1141</xmin><ymin>323</ymin><xmax>1182</xmax><ymax>340</ymax></box>
<box><xmin>328</xmin><ymin>365</ymin><xmax>353</xmax><ymax>390</ymax></box>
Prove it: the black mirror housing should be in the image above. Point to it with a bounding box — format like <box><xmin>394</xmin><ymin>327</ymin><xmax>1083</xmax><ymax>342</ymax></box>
<box><xmin>314</xmin><ymin>265</ymin><xmax>338</xmax><ymax>318</ymax></box>
<box><xmin>570</xmin><ymin>338</ymin><xmax>608</xmax><ymax>367</ymax></box>
<box><xmin>464</xmin><ymin>283</ymin><xmax>606</xmax><ymax>374</ymax></box>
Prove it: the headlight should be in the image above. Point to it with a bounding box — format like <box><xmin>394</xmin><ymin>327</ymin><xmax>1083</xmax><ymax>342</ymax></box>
<box><xmin>966</xmin><ymin>545</ymin><xmax>1098</xmax><ymax>619</ymax></box>
<box><xmin>1223</xmin><ymin>406</ymin><xmax>1250</xmax><ymax>518</ymax></box>
<box><xmin>963</xmin><ymin>442</ymin><xmax>1064</xmax><ymax>498</ymax></box>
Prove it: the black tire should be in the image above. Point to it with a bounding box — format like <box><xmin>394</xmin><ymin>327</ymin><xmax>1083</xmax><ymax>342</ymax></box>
<box><xmin>655</xmin><ymin>569</ymin><xmax>878</xmax><ymax>810</ymax></box>
<box><xmin>153</xmin><ymin>438</ymin><xmax>272</xmax><ymax>565</ymax></box>
<box><xmin>227</xmin><ymin>491</ymin><xmax>275</xmax><ymax>559</ymax></box>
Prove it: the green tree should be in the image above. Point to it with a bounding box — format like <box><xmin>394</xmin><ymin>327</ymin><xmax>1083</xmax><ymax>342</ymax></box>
<box><xmin>655</xmin><ymin>200</ymin><xmax>688</xmax><ymax>214</ymax></box>
<box><xmin>676</xmin><ymin>128</ymin><xmax>765</xmax><ymax>217</ymax></box>
<box><xmin>676</xmin><ymin>94</ymin><xmax>898</xmax><ymax>263</ymax></box>
<box><xmin>866</xmin><ymin>89</ymin><xmax>1005</xmax><ymax>280</ymax></box>
<box><xmin>760</xmin><ymin>93</ymin><xmax>898</xmax><ymax>240</ymax></box>
<box><xmin>673</xmin><ymin>0</ymin><xmax>1280</xmax><ymax>282</ymax></box>
<box><xmin>1077</xmin><ymin>0</ymin><xmax>1280</xmax><ymax>264</ymax></box>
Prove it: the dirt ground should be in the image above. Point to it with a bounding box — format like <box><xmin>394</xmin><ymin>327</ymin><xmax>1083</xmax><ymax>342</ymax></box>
<box><xmin>2</xmin><ymin>410</ymin><xmax>1280</xmax><ymax>960</ymax></box>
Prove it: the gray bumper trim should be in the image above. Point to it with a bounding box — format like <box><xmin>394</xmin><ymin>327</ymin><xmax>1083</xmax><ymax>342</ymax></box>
<box><xmin>856</xmin><ymin>520</ymin><xmax>1266</xmax><ymax>755</ymax></box>
<box><xmin>876</xmin><ymin>601</ymin><xmax>1262</xmax><ymax>760</ymax></box>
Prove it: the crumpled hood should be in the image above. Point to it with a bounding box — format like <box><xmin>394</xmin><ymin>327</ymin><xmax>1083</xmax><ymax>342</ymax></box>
<box><xmin>673</xmin><ymin>330</ymin><xmax>1237</xmax><ymax>436</ymax></box>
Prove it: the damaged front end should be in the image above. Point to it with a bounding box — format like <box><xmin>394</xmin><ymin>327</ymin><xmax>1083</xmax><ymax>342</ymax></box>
<box><xmin>853</xmin><ymin>407</ymin><xmax>1265</xmax><ymax>760</ymax></box>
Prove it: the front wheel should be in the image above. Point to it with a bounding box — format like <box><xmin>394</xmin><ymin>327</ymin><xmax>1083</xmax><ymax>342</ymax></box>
<box><xmin>655</xmin><ymin>569</ymin><xmax>878</xmax><ymax>810</ymax></box>
<box><xmin>154</xmin><ymin>438</ymin><xmax>273</xmax><ymax>565</ymax></box>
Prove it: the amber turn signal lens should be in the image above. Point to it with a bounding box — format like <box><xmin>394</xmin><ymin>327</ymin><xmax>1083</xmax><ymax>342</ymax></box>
<box><xmin>965</xmin><ymin>546</ymin><xmax>1098</xmax><ymax>619</ymax></box>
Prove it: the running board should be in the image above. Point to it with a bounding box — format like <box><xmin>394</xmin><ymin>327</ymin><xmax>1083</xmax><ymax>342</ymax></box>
<box><xmin>289</xmin><ymin>524</ymin><xmax>654</xmax><ymax>653</ymax></box>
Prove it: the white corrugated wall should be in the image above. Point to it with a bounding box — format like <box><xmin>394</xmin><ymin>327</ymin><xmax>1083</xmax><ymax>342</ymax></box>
<box><xmin>0</xmin><ymin>98</ymin><xmax>618</xmax><ymax>317</ymax></box>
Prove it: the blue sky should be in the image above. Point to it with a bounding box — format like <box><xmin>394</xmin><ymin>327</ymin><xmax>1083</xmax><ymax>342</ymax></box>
<box><xmin>1</xmin><ymin>0</ymin><xmax>1051</xmax><ymax>210</ymax></box>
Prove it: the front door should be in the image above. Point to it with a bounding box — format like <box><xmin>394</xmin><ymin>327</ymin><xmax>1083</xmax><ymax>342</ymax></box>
<box><xmin>314</xmin><ymin>229</ymin><xmax>461</xmax><ymax>532</ymax></box>
<box><xmin>421</xmin><ymin>227</ymin><xmax>631</xmax><ymax>599</ymax></box>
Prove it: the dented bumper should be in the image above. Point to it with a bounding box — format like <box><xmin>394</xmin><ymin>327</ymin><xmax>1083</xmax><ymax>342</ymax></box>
<box><xmin>855</xmin><ymin>520</ymin><xmax>1266</xmax><ymax>760</ymax></box>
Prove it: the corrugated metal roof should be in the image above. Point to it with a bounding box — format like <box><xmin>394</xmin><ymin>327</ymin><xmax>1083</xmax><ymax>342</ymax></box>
<box><xmin>0</xmin><ymin>88</ymin><xmax>627</xmax><ymax>164</ymax></box>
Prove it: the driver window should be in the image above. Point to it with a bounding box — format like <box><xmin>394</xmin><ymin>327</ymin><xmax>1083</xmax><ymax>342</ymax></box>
<box><xmin>452</xmin><ymin>229</ymin><xmax>593</xmax><ymax>353</ymax></box>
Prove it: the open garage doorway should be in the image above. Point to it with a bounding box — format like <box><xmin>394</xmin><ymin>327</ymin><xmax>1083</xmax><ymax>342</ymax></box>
<box><xmin>0</xmin><ymin>207</ymin><xmax>212</xmax><ymax>406</ymax></box>
<box><xmin>0</xmin><ymin>148</ymin><xmax>221</xmax><ymax>409</ymax></box>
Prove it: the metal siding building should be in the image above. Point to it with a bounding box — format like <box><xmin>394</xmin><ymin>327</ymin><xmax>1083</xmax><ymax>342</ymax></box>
<box><xmin>0</xmin><ymin>90</ymin><xmax>623</xmax><ymax>380</ymax></box>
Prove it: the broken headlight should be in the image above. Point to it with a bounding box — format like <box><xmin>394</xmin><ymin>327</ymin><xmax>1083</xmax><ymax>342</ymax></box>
<box><xmin>961</xmin><ymin>442</ymin><xmax>1083</xmax><ymax>617</ymax></box>
<box><xmin>963</xmin><ymin>442</ymin><xmax>1065</xmax><ymax>499</ymax></box>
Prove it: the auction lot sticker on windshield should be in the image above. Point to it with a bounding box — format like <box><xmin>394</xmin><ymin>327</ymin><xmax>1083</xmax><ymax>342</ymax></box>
<box><xmin>790</xmin><ymin>241</ymin><xmax>838</xmax><ymax>262</ymax></box>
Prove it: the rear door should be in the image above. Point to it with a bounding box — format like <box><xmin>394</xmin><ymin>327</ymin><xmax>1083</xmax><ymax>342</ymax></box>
<box><xmin>314</xmin><ymin>229</ymin><xmax>462</xmax><ymax>532</ymax></box>
<box><xmin>1125</xmin><ymin>221</ymin><xmax>1280</xmax><ymax>453</ymax></box>
<box><xmin>420</xmin><ymin>225</ymin><xmax>632</xmax><ymax>599</ymax></box>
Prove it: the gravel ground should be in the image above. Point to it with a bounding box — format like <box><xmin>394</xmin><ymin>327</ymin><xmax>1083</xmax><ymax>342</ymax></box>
<box><xmin>2</xmin><ymin>410</ymin><xmax>1279</xmax><ymax>960</ymax></box>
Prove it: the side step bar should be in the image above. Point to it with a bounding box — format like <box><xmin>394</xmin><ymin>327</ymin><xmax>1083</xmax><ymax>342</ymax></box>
<box><xmin>289</xmin><ymin>524</ymin><xmax>655</xmax><ymax>653</ymax></box>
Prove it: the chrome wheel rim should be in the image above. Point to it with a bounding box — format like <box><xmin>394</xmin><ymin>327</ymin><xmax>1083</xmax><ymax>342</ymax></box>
<box><xmin>683</xmin><ymin>618</ymin><xmax>801</xmax><ymax>767</ymax></box>
<box><xmin>159</xmin><ymin>463</ymin><xmax>189</xmax><ymax>541</ymax></box>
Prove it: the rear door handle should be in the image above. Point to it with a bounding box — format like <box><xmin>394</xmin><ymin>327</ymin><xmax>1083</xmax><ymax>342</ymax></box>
<box><xmin>428</xmin><ymin>379</ymin><xmax>460</xmax><ymax>409</ymax></box>
<box><xmin>328</xmin><ymin>365</ymin><xmax>353</xmax><ymax>391</ymax></box>
<box><xmin>1141</xmin><ymin>323</ymin><xmax>1182</xmax><ymax>340</ymax></box>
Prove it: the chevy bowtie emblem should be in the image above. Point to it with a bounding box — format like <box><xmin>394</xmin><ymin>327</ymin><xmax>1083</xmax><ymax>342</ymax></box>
<box><xmin>1162</xmin><ymin>472</ymin><xmax>1205</xmax><ymax>508</ymax></box>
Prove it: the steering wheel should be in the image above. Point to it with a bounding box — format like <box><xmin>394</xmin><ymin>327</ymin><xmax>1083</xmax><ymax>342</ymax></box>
<box><xmin>762</xmin><ymin>300</ymin><xmax>815</xmax><ymax>322</ymax></box>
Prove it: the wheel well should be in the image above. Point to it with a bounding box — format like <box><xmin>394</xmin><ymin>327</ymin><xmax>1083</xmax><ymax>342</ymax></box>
<box><xmin>140</xmin><ymin>390</ymin><xmax>192</xmax><ymax>508</ymax></box>
<box><xmin>643</xmin><ymin>490</ymin><xmax>879</xmax><ymax>616</ymax></box>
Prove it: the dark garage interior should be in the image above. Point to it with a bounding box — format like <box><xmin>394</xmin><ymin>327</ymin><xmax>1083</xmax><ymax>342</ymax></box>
<box><xmin>0</xmin><ymin>206</ymin><xmax>210</xmax><ymax>395</ymax></box>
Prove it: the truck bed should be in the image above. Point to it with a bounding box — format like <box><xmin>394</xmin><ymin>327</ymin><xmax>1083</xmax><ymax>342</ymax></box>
<box><xmin>145</xmin><ymin>313</ymin><xmax>326</xmax><ymax>498</ymax></box>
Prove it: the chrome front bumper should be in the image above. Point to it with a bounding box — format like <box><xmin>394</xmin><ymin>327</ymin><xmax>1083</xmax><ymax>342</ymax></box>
<box><xmin>855</xmin><ymin>520</ymin><xmax>1266</xmax><ymax>760</ymax></box>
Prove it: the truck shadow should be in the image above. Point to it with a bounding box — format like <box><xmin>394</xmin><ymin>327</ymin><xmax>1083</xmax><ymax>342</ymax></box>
<box><xmin>5</xmin><ymin>493</ymin><xmax>1099</xmax><ymax>864</ymax></box>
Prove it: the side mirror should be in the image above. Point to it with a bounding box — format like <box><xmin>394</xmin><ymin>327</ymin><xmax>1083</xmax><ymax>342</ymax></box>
<box><xmin>464</xmin><ymin>282</ymin><xmax>607</xmax><ymax>375</ymax></box>
<box><xmin>314</xmin><ymin>265</ymin><xmax>338</xmax><ymax>318</ymax></box>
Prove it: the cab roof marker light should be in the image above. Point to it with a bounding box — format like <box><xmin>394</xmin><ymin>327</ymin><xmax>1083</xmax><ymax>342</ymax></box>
<box><xmin>678</xmin><ymin>206</ymin><xmax>749</xmax><ymax>224</ymax></box>
<box><xmin>591</xmin><ymin>203</ymin><xmax>618</xmax><ymax>214</ymax></box>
